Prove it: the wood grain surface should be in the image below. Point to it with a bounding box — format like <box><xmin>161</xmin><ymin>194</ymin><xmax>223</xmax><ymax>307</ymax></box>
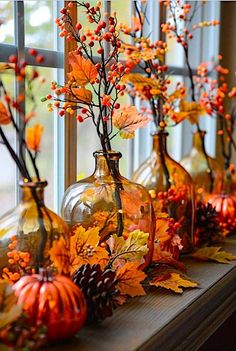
<box><xmin>44</xmin><ymin>239</ymin><xmax>236</xmax><ymax>351</ymax></box>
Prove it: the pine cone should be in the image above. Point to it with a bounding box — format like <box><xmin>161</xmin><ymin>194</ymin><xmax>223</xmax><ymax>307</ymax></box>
<box><xmin>195</xmin><ymin>202</ymin><xmax>224</xmax><ymax>247</ymax></box>
<box><xmin>72</xmin><ymin>264</ymin><xmax>119</xmax><ymax>322</ymax></box>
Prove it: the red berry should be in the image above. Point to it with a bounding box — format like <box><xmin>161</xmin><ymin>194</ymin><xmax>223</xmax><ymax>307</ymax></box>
<box><xmin>36</xmin><ymin>54</ymin><xmax>44</xmax><ymax>63</ymax></box>
<box><xmin>85</xmin><ymin>2</ymin><xmax>90</xmax><ymax>8</ymax></box>
<box><xmin>28</xmin><ymin>48</ymin><xmax>37</xmax><ymax>56</ymax></box>
<box><xmin>76</xmin><ymin>23</ymin><xmax>82</xmax><ymax>30</ymax></box>
<box><xmin>59</xmin><ymin>110</ymin><xmax>65</xmax><ymax>117</ymax></box>
<box><xmin>114</xmin><ymin>103</ymin><xmax>120</xmax><ymax>109</ymax></box>
<box><xmin>97</xmin><ymin>48</ymin><xmax>104</xmax><ymax>54</ymax></box>
<box><xmin>81</xmin><ymin>35</ymin><xmax>86</xmax><ymax>42</ymax></box>
<box><xmin>89</xmin><ymin>41</ymin><xmax>94</xmax><ymax>47</ymax></box>
<box><xmin>60</xmin><ymin>7</ymin><xmax>67</xmax><ymax>14</ymax></box>
<box><xmin>81</xmin><ymin>108</ymin><xmax>88</xmax><ymax>114</ymax></box>
<box><xmin>77</xmin><ymin>115</ymin><xmax>84</xmax><ymax>122</ymax></box>
<box><xmin>9</xmin><ymin>55</ymin><xmax>17</xmax><ymax>63</ymax></box>
<box><xmin>46</xmin><ymin>94</ymin><xmax>52</xmax><ymax>100</ymax></box>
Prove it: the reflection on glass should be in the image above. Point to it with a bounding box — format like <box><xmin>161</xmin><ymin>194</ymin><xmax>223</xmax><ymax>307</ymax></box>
<box><xmin>0</xmin><ymin>1</ymin><xmax>14</xmax><ymax>44</ymax></box>
<box><xmin>24</xmin><ymin>0</ymin><xmax>54</xmax><ymax>50</ymax></box>
<box><xmin>26</xmin><ymin>67</ymin><xmax>55</xmax><ymax>210</ymax></box>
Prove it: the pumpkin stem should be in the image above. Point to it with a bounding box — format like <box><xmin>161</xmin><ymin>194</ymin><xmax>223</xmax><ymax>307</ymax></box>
<box><xmin>39</xmin><ymin>268</ymin><xmax>53</xmax><ymax>281</ymax></box>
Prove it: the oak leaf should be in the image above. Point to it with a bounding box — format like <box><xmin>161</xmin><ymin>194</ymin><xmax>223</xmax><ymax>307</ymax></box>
<box><xmin>68</xmin><ymin>51</ymin><xmax>98</xmax><ymax>86</ymax></box>
<box><xmin>107</xmin><ymin>230</ymin><xmax>149</xmax><ymax>264</ymax></box>
<box><xmin>71</xmin><ymin>87</ymin><xmax>92</xmax><ymax>103</ymax></box>
<box><xmin>70</xmin><ymin>225</ymin><xmax>109</xmax><ymax>273</ymax></box>
<box><xmin>113</xmin><ymin>105</ymin><xmax>150</xmax><ymax>139</ymax></box>
<box><xmin>150</xmin><ymin>272</ymin><xmax>198</xmax><ymax>293</ymax></box>
<box><xmin>26</xmin><ymin>124</ymin><xmax>43</xmax><ymax>152</ymax></box>
<box><xmin>48</xmin><ymin>237</ymin><xmax>70</xmax><ymax>275</ymax></box>
<box><xmin>116</xmin><ymin>261</ymin><xmax>146</xmax><ymax>297</ymax></box>
<box><xmin>0</xmin><ymin>102</ymin><xmax>11</xmax><ymax>125</ymax></box>
<box><xmin>191</xmin><ymin>246</ymin><xmax>236</xmax><ymax>264</ymax></box>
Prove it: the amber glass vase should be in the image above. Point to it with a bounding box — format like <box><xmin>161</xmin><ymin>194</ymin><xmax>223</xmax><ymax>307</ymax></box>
<box><xmin>0</xmin><ymin>180</ymin><xmax>69</xmax><ymax>275</ymax></box>
<box><xmin>181</xmin><ymin>131</ymin><xmax>224</xmax><ymax>201</ymax></box>
<box><xmin>61</xmin><ymin>151</ymin><xmax>155</xmax><ymax>268</ymax></box>
<box><xmin>132</xmin><ymin>131</ymin><xmax>194</xmax><ymax>253</ymax></box>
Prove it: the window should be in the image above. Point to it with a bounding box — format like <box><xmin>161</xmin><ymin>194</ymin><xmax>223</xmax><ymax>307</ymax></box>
<box><xmin>0</xmin><ymin>1</ymin><xmax>221</xmax><ymax>215</ymax></box>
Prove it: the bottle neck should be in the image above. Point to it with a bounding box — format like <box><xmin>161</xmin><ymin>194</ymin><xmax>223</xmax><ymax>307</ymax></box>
<box><xmin>192</xmin><ymin>131</ymin><xmax>207</xmax><ymax>153</ymax></box>
<box><xmin>152</xmin><ymin>132</ymin><xmax>168</xmax><ymax>156</ymax></box>
<box><xmin>94</xmin><ymin>151</ymin><xmax>121</xmax><ymax>178</ymax></box>
<box><xmin>20</xmin><ymin>181</ymin><xmax>46</xmax><ymax>204</ymax></box>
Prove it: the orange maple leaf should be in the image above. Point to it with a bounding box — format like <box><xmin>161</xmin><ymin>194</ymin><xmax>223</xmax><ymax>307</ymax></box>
<box><xmin>49</xmin><ymin>236</ymin><xmax>70</xmax><ymax>275</ymax></box>
<box><xmin>116</xmin><ymin>261</ymin><xmax>146</xmax><ymax>297</ymax></box>
<box><xmin>113</xmin><ymin>105</ymin><xmax>150</xmax><ymax>139</ymax></box>
<box><xmin>70</xmin><ymin>225</ymin><xmax>109</xmax><ymax>273</ymax></box>
<box><xmin>0</xmin><ymin>101</ymin><xmax>11</xmax><ymax>125</ymax></box>
<box><xmin>26</xmin><ymin>124</ymin><xmax>43</xmax><ymax>152</ymax></box>
<box><xmin>71</xmin><ymin>87</ymin><xmax>92</xmax><ymax>103</ymax></box>
<box><xmin>68</xmin><ymin>51</ymin><xmax>98</xmax><ymax>86</ymax></box>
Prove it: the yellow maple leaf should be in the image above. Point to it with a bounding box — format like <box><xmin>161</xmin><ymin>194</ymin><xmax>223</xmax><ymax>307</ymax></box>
<box><xmin>68</xmin><ymin>51</ymin><xmax>98</xmax><ymax>86</ymax></box>
<box><xmin>191</xmin><ymin>246</ymin><xmax>236</xmax><ymax>264</ymax></box>
<box><xmin>178</xmin><ymin>100</ymin><xmax>206</xmax><ymax>124</ymax></box>
<box><xmin>150</xmin><ymin>272</ymin><xmax>198</xmax><ymax>293</ymax></box>
<box><xmin>48</xmin><ymin>236</ymin><xmax>70</xmax><ymax>275</ymax></box>
<box><xmin>70</xmin><ymin>225</ymin><xmax>109</xmax><ymax>273</ymax></box>
<box><xmin>116</xmin><ymin>261</ymin><xmax>146</xmax><ymax>297</ymax></box>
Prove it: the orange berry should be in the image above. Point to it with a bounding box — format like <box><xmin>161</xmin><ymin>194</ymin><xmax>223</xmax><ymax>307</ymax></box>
<box><xmin>20</xmin><ymin>262</ymin><xmax>27</xmax><ymax>268</ymax></box>
<box><xmin>8</xmin><ymin>259</ymin><xmax>14</xmax><ymax>265</ymax></box>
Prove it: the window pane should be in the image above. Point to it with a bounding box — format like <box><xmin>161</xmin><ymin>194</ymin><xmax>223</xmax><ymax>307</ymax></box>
<box><xmin>26</xmin><ymin>66</ymin><xmax>56</xmax><ymax>210</ymax></box>
<box><xmin>24</xmin><ymin>1</ymin><xmax>54</xmax><ymax>50</ymax></box>
<box><xmin>0</xmin><ymin>1</ymin><xmax>14</xmax><ymax>44</ymax></box>
<box><xmin>0</xmin><ymin>73</ymin><xmax>16</xmax><ymax>216</ymax></box>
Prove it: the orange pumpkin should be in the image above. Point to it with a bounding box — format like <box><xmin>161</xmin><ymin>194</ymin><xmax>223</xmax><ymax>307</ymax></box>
<box><xmin>207</xmin><ymin>194</ymin><xmax>236</xmax><ymax>234</ymax></box>
<box><xmin>13</xmin><ymin>270</ymin><xmax>87</xmax><ymax>343</ymax></box>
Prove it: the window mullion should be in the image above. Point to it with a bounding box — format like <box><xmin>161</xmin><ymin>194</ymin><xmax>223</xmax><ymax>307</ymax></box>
<box><xmin>14</xmin><ymin>0</ymin><xmax>25</xmax><ymax>203</ymax></box>
<box><xmin>64</xmin><ymin>1</ymin><xmax>78</xmax><ymax>189</ymax></box>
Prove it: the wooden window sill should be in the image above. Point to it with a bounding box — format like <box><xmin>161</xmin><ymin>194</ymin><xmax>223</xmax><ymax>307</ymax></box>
<box><xmin>47</xmin><ymin>238</ymin><xmax>236</xmax><ymax>351</ymax></box>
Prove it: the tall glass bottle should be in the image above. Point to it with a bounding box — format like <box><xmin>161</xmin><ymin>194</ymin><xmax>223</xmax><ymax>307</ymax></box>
<box><xmin>61</xmin><ymin>151</ymin><xmax>155</xmax><ymax>268</ymax></box>
<box><xmin>0</xmin><ymin>180</ymin><xmax>69</xmax><ymax>275</ymax></box>
<box><xmin>180</xmin><ymin>131</ymin><xmax>224</xmax><ymax>201</ymax></box>
<box><xmin>132</xmin><ymin>131</ymin><xmax>194</xmax><ymax>253</ymax></box>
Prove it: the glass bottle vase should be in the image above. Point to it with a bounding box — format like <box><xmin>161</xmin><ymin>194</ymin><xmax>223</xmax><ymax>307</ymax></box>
<box><xmin>180</xmin><ymin>131</ymin><xmax>224</xmax><ymax>201</ymax></box>
<box><xmin>132</xmin><ymin>131</ymin><xmax>195</xmax><ymax>253</ymax></box>
<box><xmin>0</xmin><ymin>180</ymin><xmax>70</xmax><ymax>277</ymax></box>
<box><xmin>61</xmin><ymin>150</ymin><xmax>155</xmax><ymax>268</ymax></box>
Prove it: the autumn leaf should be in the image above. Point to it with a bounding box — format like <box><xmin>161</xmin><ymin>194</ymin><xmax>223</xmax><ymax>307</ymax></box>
<box><xmin>175</xmin><ymin>100</ymin><xmax>206</xmax><ymax>124</ymax></box>
<box><xmin>71</xmin><ymin>87</ymin><xmax>92</xmax><ymax>103</ymax></box>
<box><xmin>0</xmin><ymin>101</ymin><xmax>11</xmax><ymax>125</ymax></box>
<box><xmin>149</xmin><ymin>267</ymin><xmax>198</xmax><ymax>293</ymax></box>
<box><xmin>70</xmin><ymin>225</ymin><xmax>109</xmax><ymax>273</ymax></box>
<box><xmin>48</xmin><ymin>237</ymin><xmax>70</xmax><ymax>275</ymax></box>
<box><xmin>26</xmin><ymin>124</ymin><xmax>43</xmax><ymax>152</ymax></box>
<box><xmin>116</xmin><ymin>261</ymin><xmax>146</xmax><ymax>297</ymax></box>
<box><xmin>68</xmin><ymin>51</ymin><xmax>98</xmax><ymax>86</ymax></box>
<box><xmin>191</xmin><ymin>247</ymin><xmax>236</xmax><ymax>264</ymax></box>
<box><xmin>132</xmin><ymin>15</ymin><xmax>143</xmax><ymax>32</ymax></box>
<box><xmin>113</xmin><ymin>105</ymin><xmax>150</xmax><ymax>139</ymax></box>
<box><xmin>0</xmin><ymin>280</ymin><xmax>22</xmax><ymax>329</ymax></box>
<box><xmin>122</xmin><ymin>73</ymin><xmax>162</xmax><ymax>90</ymax></box>
<box><xmin>80</xmin><ymin>183</ymin><xmax>115</xmax><ymax>204</ymax></box>
<box><xmin>120</xmin><ymin>188</ymin><xmax>146</xmax><ymax>217</ymax></box>
<box><xmin>107</xmin><ymin>230</ymin><xmax>149</xmax><ymax>264</ymax></box>
<box><xmin>150</xmin><ymin>272</ymin><xmax>198</xmax><ymax>293</ymax></box>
